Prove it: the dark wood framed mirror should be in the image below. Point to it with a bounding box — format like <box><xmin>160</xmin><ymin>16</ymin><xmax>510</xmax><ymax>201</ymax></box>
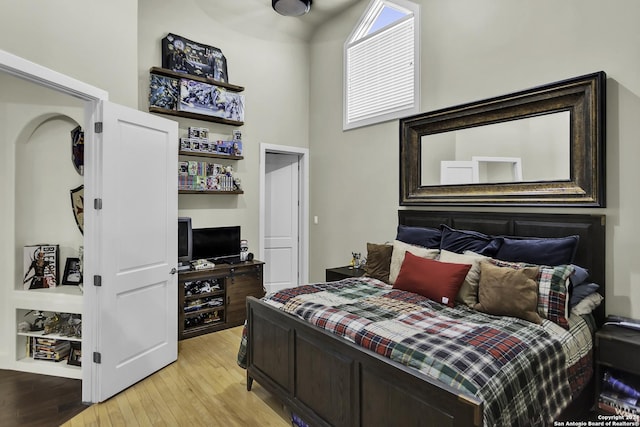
<box><xmin>400</xmin><ymin>72</ymin><xmax>606</xmax><ymax>207</ymax></box>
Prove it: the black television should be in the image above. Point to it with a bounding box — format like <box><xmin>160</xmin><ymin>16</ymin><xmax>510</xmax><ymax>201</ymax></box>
<box><xmin>192</xmin><ymin>226</ymin><xmax>241</xmax><ymax>262</ymax></box>
<box><xmin>178</xmin><ymin>217</ymin><xmax>193</xmax><ymax>269</ymax></box>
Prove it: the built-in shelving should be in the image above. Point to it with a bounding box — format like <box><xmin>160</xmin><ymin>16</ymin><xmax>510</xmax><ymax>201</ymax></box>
<box><xmin>15</xmin><ymin>304</ymin><xmax>83</xmax><ymax>379</ymax></box>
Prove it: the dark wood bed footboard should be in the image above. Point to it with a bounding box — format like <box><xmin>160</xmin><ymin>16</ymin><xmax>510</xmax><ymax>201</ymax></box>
<box><xmin>246</xmin><ymin>297</ymin><xmax>482</xmax><ymax>427</ymax></box>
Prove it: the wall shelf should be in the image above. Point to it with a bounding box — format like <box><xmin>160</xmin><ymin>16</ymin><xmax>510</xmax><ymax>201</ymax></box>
<box><xmin>18</xmin><ymin>330</ymin><xmax>82</xmax><ymax>343</ymax></box>
<box><xmin>179</xmin><ymin>190</ymin><xmax>244</xmax><ymax>195</ymax></box>
<box><xmin>149</xmin><ymin>106</ymin><xmax>244</xmax><ymax>126</ymax></box>
<box><xmin>15</xmin><ymin>357</ymin><xmax>82</xmax><ymax>379</ymax></box>
<box><xmin>13</xmin><ymin>287</ymin><xmax>83</xmax><ymax>313</ymax></box>
<box><xmin>150</xmin><ymin>67</ymin><xmax>244</xmax><ymax>92</ymax></box>
<box><xmin>179</xmin><ymin>150</ymin><xmax>243</xmax><ymax>160</ymax></box>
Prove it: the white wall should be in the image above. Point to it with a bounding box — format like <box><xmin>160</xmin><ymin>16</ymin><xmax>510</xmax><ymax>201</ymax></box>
<box><xmin>309</xmin><ymin>0</ymin><xmax>640</xmax><ymax>318</ymax></box>
<box><xmin>137</xmin><ymin>0</ymin><xmax>310</xmax><ymax>251</ymax></box>
<box><xmin>0</xmin><ymin>0</ymin><xmax>138</xmax><ymax>107</ymax></box>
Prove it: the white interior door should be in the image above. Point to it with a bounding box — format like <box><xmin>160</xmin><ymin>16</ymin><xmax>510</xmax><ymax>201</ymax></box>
<box><xmin>264</xmin><ymin>153</ymin><xmax>299</xmax><ymax>293</ymax></box>
<box><xmin>96</xmin><ymin>101</ymin><xmax>178</xmax><ymax>401</ymax></box>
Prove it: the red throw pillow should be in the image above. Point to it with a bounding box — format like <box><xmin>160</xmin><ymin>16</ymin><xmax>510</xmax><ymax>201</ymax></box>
<box><xmin>393</xmin><ymin>252</ymin><xmax>471</xmax><ymax>307</ymax></box>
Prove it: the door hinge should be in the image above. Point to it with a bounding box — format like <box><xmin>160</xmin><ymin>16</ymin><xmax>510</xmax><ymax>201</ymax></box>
<box><xmin>94</xmin><ymin>198</ymin><xmax>102</xmax><ymax>210</ymax></box>
<box><xmin>94</xmin><ymin>275</ymin><xmax>102</xmax><ymax>287</ymax></box>
<box><xmin>94</xmin><ymin>122</ymin><xmax>103</xmax><ymax>133</ymax></box>
<box><xmin>93</xmin><ymin>352</ymin><xmax>102</xmax><ymax>364</ymax></box>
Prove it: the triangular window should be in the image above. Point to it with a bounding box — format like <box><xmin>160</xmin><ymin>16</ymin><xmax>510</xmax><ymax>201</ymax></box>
<box><xmin>362</xmin><ymin>4</ymin><xmax>411</xmax><ymax>38</ymax></box>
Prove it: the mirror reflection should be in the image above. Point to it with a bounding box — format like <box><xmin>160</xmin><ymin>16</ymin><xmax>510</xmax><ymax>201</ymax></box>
<box><xmin>420</xmin><ymin>111</ymin><xmax>570</xmax><ymax>186</ymax></box>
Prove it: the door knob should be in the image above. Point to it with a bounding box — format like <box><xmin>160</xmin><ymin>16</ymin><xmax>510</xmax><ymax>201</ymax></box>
<box><xmin>170</xmin><ymin>268</ymin><xmax>177</xmax><ymax>275</ymax></box>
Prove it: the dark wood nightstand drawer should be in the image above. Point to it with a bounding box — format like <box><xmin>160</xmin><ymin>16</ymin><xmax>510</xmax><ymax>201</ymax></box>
<box><xmin>596</xmin><ymin>326</ymin><xmax>640</xmax><ymax>376</ymax></box>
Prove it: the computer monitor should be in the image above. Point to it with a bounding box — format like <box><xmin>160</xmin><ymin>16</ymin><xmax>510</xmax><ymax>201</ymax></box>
<box><xmin>192</xmin><ymin>226</ymin><xmax>241</xmax><ymax>262</ymax></box>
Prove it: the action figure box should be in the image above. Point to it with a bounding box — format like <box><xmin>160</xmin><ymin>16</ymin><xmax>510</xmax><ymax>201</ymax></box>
<box><xmin>180</xmin><ymin>138</ymin><xmax>192</xmax><ymax>152</ymax></box>
<box><xmin>213</xmin><ymin>88</ymin><xmax>245</xmax><ymax>122</ymax></box>
<box><xmin>178</xmin><ymin>78</ymin><xmax>245</xmax><ymax>122</ymax></box>
<box><xmin>226</xmin><ymin>92</ymin><xmax>244</xmax><ymax>122</ymax></box>
<box><xmin>23</xmin><ymin>244</ymin><xmax>59</xmax><ymax>289</ymax></box>
<box><xmin>178</xmin><ymin>161</ymin><xmax>189</xmax><ymax>176</ymax></box>
<box><xmin>149</xmin><ymin>74</ymin><xmax>179</xmax><ymax>110</ymax></box>
<box><xmin>188</xmin><ymin>126</ymin><xmax>209</xmax><ymax>139</ymax></box>
<box><xmin>162</xmin><ymin>33</ymin><xmax>228</xmax><ymax>83</ymax></box>
<box><xmin>216</xmin><ymin>140</ymin><xmax>242</xmax><ymax>156</ymax></box>
<box><xmin>179</xmin><ymin>79</ymin><xmax>217</xmax><ymax>116</ymax></box>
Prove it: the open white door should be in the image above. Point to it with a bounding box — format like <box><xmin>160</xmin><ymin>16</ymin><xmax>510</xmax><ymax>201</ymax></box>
<box><xmin>95</xmin><ymin>101</ymin><xmax>178</xmax><ymax>401</ymax></box>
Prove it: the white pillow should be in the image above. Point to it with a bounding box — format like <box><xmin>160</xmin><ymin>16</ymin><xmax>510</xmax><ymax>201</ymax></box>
<box><xmin>571</xmin><ymin>292</ymin><xmax>603</xmax><ymax>316</ymax></box>
<box><xmin>439</xmin><ymin>249</ymin><xmax>487</xmax><ymax>307</ymax></box>
<box><xmin>388</xmin><ymin>240</ymin><xmax>439</xmax><ymax>284</ymax></box>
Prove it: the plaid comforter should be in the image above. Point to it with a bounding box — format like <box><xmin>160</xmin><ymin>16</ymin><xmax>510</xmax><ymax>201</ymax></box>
<box><xmin>238</xmin><ymin>277</ymin><xmax>594</xmax><ymax>426</ymax></box>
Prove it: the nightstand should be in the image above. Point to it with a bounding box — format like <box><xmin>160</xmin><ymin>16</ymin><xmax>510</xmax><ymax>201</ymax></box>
<box><xmin>325</xmin><ymin>265</ymin><xmax>365</xmax><ymax>282</ymax></box>
<box><xmin>594</xmin><ymin>324</ymin><xmax>640</xmax><ymax>414</ymax></box>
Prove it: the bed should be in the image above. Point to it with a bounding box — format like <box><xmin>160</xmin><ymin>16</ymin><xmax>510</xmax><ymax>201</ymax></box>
<box><xmin>240</xmin><ymin>210</ymin><xmax>606</xmax><ymax>427</ymax></box>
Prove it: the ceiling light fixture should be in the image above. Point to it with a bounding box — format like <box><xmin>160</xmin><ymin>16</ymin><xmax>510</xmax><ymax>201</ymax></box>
<box><xmin>272</xmin><ymin>0</ymin><xmax>312</xmax><ymax>17</ymax></box>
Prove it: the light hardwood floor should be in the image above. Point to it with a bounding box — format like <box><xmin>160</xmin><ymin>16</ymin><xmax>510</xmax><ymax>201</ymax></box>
<box><xmin>63</xmin><ymin>327</ymin><xmax>291</xmax><ymax>427</ymax></box>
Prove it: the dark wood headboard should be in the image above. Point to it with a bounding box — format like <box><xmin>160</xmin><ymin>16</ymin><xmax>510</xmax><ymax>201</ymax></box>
<box><xmin>398</xmin><ymin>210</ymin><xmax>606</xmax><ymax>325</ymax></box>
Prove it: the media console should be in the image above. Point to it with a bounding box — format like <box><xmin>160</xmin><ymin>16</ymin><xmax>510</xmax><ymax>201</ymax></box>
<box><xmin>178</xmin><ymin>260</ymin><xmax>264</xmax><ymax>340</ymax></box>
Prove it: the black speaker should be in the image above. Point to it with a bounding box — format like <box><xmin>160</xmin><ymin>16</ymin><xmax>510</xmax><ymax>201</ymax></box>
<box><xmin>247</xmin><ymin>252</ymin><xmax>254</xmax><ymax>261</ymax></box>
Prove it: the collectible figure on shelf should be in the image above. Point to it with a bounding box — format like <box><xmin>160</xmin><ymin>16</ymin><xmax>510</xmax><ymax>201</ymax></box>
<box><xmin>206</xmin><ymin>176</ymin><xmax>220</xmax><ymax>191</ymax></box>
<box><xmin>23</xmin><ymin>245</ymin><xmax>58</xmax><ymax>289</ymax></box>
<box><xmin>240</xmin><ymin>239</ymin><xmax>249</xmax><ymax>261</ymax></box>
<box><xmin>68</xmin><ymin>314</ymin><xmax>82</xmax><ymax>338</ymax></box>
<box><xmin>149</xmin><ymin>74</ymin><xmax>179</xmax><ymax>110</ymax></box>
<box><xmin>180</xmin><ymin>139</ymin><xmax>191</xmax><ymax>151</ymax></box>
<box><xmin>216</xmin><ymin>140</ymin><xmax>242</xmax><ymax>156</ymax></box>
<box><xmin>23</xmin><ymin>310</ymin><xmax>47</xmax><ymax>331</ymax></box>
<box><xmin>188</xmin><ymin>126</ymin><xmax>209</xmax><ymax>139</ymax></box>
<box><xmin>350</xmin><ymin>252</ymin><xmax>366</xmax><ymax>269</ymax></box>
<box><xmin>231</xmin><ymin>141</ymin><xmax>242</xmax><ymax>156</ymax></box>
